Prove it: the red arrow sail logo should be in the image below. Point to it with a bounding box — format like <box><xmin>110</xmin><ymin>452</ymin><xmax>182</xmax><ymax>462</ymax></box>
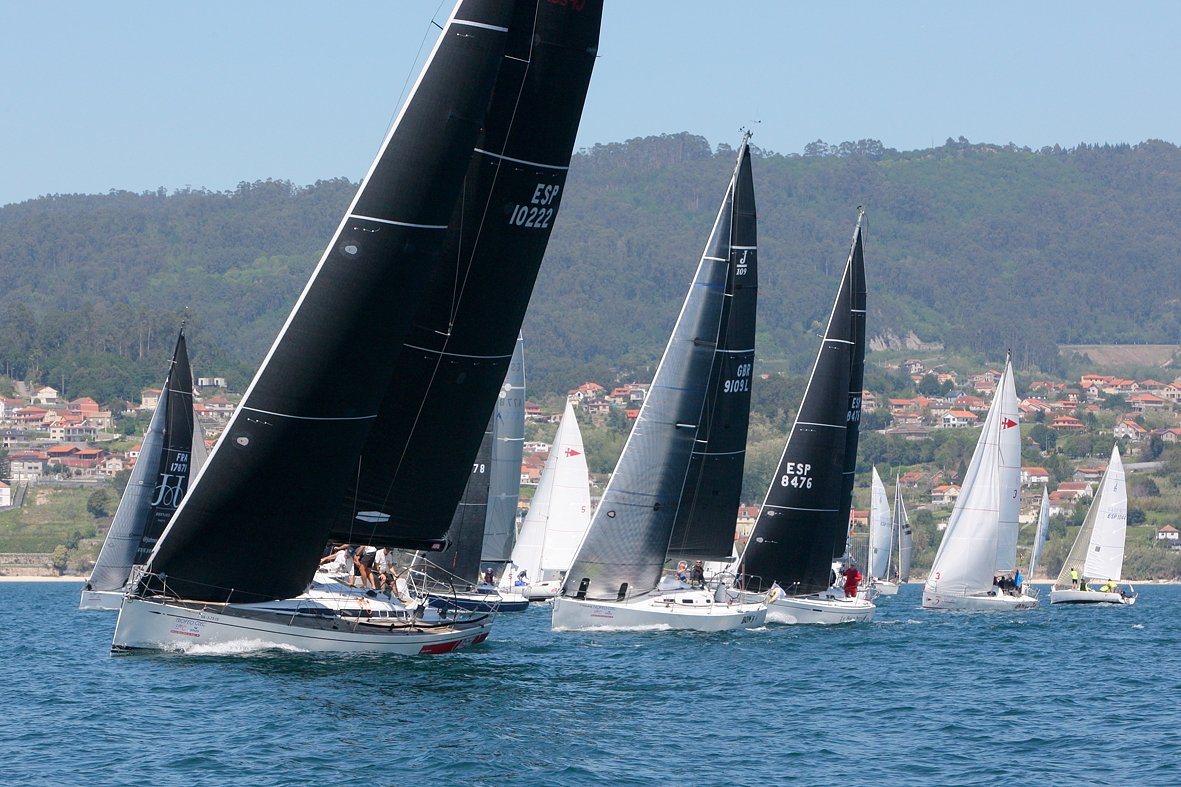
<box><xmin>1001</xmin><ymin>417</ymin><xmax>1017</xmax><ymax>429</ymax></box>
<box><xmin>564</xmin><ymin>448</ymin><xmax>582</xmax><ymax>457</ymax></box>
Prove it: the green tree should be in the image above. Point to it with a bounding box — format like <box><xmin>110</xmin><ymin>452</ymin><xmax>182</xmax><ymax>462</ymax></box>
<box><xmin>51</xmin><ymin>545</ymin><xmax>69</xmax><ymax>575</ymax></box>
<box><xmin>87</xmin><ymin>488</ymin><xmax>116</xmax><ymax>518</ymax></box>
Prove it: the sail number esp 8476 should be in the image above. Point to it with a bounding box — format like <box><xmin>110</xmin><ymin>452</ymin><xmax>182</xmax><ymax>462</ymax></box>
<box><xmin>780</xmin><ymin>462</ymin><xmax>813</xmax><ymax>489</ymax></box>
<box><xmin>509</xmin><ymin>183</ymin><xmax>561</xmax><ymax>230</ymax></box>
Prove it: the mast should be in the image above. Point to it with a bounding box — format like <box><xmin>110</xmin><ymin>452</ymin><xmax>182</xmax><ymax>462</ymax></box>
<box><xmin>737</xmin><ymin>213</ymin><xmax>866</xmax><ymax>595</ymax></box>
<box><xmin>666</xmin><ymin>136</ymin><xmax>757</xmax><ymax>561</ymax></box>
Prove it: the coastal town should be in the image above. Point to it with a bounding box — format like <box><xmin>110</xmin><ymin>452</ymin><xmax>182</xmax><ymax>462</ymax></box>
<box><xmin>4</xmin><ymin>355</ymin><xmax>1181</xmax><ymax>578</ymax></box>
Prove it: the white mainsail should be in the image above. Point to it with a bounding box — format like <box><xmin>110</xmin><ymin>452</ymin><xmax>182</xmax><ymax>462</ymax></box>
<box><xmin>1027</xmin><ymin>486</ymin><xmax>1050</xmax><ymax>578</ymax></box>
<box><xmin>925</xmin><ymin>357</ymin><xmax>1019</xmax><ymax>598</ymax></box>
<box><xmin>867</xmin><ymin>466</ymin><xmax>892</xmax><ymax>579</ymax></box>
<box><xmin>994</xmin><ymin>363</ymin><xmax>1022</xmax><ymax>572</ymax></box>
<box><xmin>511</xmin><ymin>401</ymin><xmax>591</xmax><ymax>583</ymax></box>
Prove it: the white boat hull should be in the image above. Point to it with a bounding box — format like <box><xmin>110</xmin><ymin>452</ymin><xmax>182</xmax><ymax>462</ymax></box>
<box><xmin>871</xmin><ymin>580</ymin><xmax>899</xmax><ymax>596</ymax></box>
<box><xmin>731</xmin><ymin>588</ymin><xmax>875</xmax><ymax>624</ymax></box>
<box><xmin>79</xmin><ymin>589</ymin><xmax>124</xmax><ymax>611</ymax></box>
<box><xmin>922</xmin><ymin>590</ymin><xmax>1038</xmax><ymax>610</ymax></box>
<box><xmin>520</xmin><ymin>580</ymin><xmax>562</xmax><ymax>601</ymax></box>
<box><xmin>1049</xmin><ymin>588</ymin><xmax>1136</xmax><ymax>605</ymax></box>
<box><xmin>112</xmin><ymin>596</ymin><xmax>494</xmax><ymax>654</ymax></box>
<box><xmin>551</xmin><ymin>591</ymin><xmax>766</xmax><ymax>632</ymax></box>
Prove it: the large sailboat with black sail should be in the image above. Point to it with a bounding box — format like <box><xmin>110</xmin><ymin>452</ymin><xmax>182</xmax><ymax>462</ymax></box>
<box><xmin>730</xmin><ymin>212</ymin><xmax>875</xmax><ymax>624</ymax></box>
<box><xmin>112</xmin><ymin>0</ymin><xmax>601</xmax><ymax>654</ymax></box>
<box><xmin>922</xmin><ymin>355</ymin><xmax>1037</xmax><ymax>610</ymax></box>
<box><xmin>552</xmin><ymin>138</ymin><xmax>767</xmax><ymax>632</ymax></box>
<box><xmin>81</xmin><ymin>330</ymin><xmax>206</xmax><ymax>611</ymax></box>
<box><xmin>509</xmin><ymin>400</ymin><xmax>592</xmax><ymax>601</ymax></box>
<box><xmin>1050</xmin><ymin>445</ymin><xmax>1136</xmax><ymax>605</ymax></box>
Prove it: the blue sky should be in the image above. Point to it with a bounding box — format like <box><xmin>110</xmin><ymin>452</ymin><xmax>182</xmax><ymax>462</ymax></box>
<box><xmin>2</xmin><ymin>0</ymin><xmax>1177</xmax><ymax>206</ymax></box>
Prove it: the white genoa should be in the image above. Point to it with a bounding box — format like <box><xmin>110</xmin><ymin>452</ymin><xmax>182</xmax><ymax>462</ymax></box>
<box><xmin>551</xmin><ymin>590</ymin><xmax>766</xmax><ymax>632</ymax></box>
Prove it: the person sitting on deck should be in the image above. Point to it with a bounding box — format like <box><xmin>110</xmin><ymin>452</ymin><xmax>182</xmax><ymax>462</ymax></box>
<box><xmin>690</xmin><ymin>560</ymin><xmax>706</xmax><ymax>588</ymax></box>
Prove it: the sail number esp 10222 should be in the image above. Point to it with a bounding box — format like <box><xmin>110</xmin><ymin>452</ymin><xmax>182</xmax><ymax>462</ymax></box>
<box><xmin>509</xmin><ymin>183</ymin><xmax>561</xmax><ymax>230</ymax></box>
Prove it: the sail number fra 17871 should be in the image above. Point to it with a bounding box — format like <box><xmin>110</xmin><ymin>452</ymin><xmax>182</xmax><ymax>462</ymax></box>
<box><xmin>509</xmin><ymin>183</ymin><xmax>561</xmax><ymax>229</ymax></box>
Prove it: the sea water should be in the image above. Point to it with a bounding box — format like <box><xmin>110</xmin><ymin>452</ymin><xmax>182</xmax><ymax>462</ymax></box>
<box><xmin>2</xmin><ymin>582</ymin><xmax>1176</xmax><ymax>785</ymax></box>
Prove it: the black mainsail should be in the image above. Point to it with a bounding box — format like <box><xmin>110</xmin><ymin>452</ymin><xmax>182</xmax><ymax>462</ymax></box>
<box><xmin>738</xmin><ymin>214</ymin><xmax>866</xmax><ymax>595</ymax></box>
<box><xmin>86</xmin><ymin>330</ymin><xmax>201</xmax><ymax>592</ymax></box>
<box><xmin>666</xmin><ymin>140</ymin><xmax>757</xmax><ymax>561</ymax></box>
<box><xmin>561</xmin><ymin>148</ymin><xmax>746</xmax><ymax>602</ymax></box>
<box><xmin>328</xmin><ymin>0</ymin><xmax>601</xmax><ymax>552</ymax></box>
<box><xmin>141</xmin><ymin>1</ymin><xmax>599</xmax><ymax>603</ymax></box>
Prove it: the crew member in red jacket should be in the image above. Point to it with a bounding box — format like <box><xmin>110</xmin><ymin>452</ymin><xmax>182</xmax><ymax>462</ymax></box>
<box><xmin>841</xmin><ymin>564</ymin><xmax>862</xmax><ymax>598</ymax></box>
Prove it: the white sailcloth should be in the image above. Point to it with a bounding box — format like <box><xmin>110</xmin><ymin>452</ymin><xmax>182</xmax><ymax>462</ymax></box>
<box><xmin>1083</xmin><ymin>446</ymin><xmax>1128</xmax><ymax>581</ymax></box>
<box><xmin>511</xmin><ymin>401</ymin><xmax>591</xmax><ymax>583</ymax></box>
<box><xmin>994</xmin><ymin>364</ymin><xmax>1022</xmax><ymax>572</ymax></box>
<box><xmin>894</xmin><ymin>479</ymin><xmax>913</xmax><ymax>582</ymax></box>
<box><xmin>867</xmin><ymin>467</ymin><xmax>891</xmax><ymax>579</ymax></box>
<box><xmin>926</xmin><ymin>358</ymin><xmax>1019</xmax><ymax>598</ymax></box>
<box><xmin>1027</xmin><ymin>486</ymin><xmax>1050</xmax><ymax>578</ymax></box>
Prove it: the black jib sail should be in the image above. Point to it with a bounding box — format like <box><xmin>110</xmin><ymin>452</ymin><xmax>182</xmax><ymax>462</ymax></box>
<box><xmin>738</xmin><ymin>214</ymin><xmax>866</xmax><ymax>595</ymax></box>
<box><xmin>666</xmin><ymin>138</ymin><xmax>757</xmax><ymax>561</ymax></box>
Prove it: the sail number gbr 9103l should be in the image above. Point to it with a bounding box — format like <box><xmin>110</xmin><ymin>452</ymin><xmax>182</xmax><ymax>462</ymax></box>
<box><xmin>722</xmin><ymin>363</ymin><xmax>752</xmax><ymax>393</ymax></box>
<box><xmin>509</xmin><ymin>183</ymin><xmax>561</xmax><ymax>229</ymax></box>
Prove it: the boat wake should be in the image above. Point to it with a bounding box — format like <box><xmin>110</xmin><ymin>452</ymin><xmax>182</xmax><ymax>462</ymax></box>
<box><xmin>169</xmin><ymin>639</ymin><xmax>310</xmax><ymax>656</ymax></box>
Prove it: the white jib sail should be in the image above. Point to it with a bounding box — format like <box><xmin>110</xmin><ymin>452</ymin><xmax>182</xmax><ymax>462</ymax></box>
<box><xmin>868</xmin><ymin>466</ymin><xmax>892</xmax><ymax>579</ymax></box>
<box><xmin>1083</xmin><ymin>445</ymin><xmax>1128</xmax><ymax>582</ymax></box>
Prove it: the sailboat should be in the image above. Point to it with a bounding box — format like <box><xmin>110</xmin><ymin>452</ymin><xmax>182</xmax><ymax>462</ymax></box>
<box><xmin>80</xmin><ymin>330</ymin><xmax>206</xmax><ymax>610</ymax></box>
<box><xmin>866</xmin><ymin>466</ymin><xmax>897</xmax><ymax>595</ymax></box>
<box><xmin>892</xmin><ymin>476</ymin><xmax>913</xmax><ymax>586</ymax></box>
<box><xmin>922</xmin><ymin>355</ymin><xmax>1037</xmax><ymax>610</ymax></box>
<box><xmin>112</xmin><ymin>0</ymin><xmax>601</xmax><ymax>653</ymax></box>
<box><xmin>730</xmin><ymin>213</ymin><xmax>875</xmax><ymax>625</ymax></box>
<box><xmin>552</xmin><ymin>139</ymin><xmax>767</xmax><ymax>632</ymax></box>
<box><xmin>1050</xmin><ymin>446</ymin><xmax>1136</xmax><ymax>605</ymax></box>
<box><xmin>510</xmin><ymin>401</ymin><xmax>592</xmax><ymax>601</ymax></box>
<box><xmin>1026</xmin><ymin>486</ymin><xmax>1049</xmax><ymax>585</ymax></box>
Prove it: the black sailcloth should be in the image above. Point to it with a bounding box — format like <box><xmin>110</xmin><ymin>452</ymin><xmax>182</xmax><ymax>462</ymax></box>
<box><xmin>666</xmin><ymin>141</ymin><xmax>757</xmax><ymax>561</ymax></box>
<box><xmin>142</xmin><ymin>1</ymin><xmax>517</xmax><ymax>603</ymax></box>
<box><xmin>329</xmin><ymin>0</ymin><xmax>602</xmax><ymax>551</ymax></box>
<box><xmin>739</xmin><ymin>216</ymin><xmax>866</xmax><ymax>595</ymax></box>
<box><xmin>415</xmin><ymin>421</ymin><xmax>494</xmax><ymax>589</ymax></box>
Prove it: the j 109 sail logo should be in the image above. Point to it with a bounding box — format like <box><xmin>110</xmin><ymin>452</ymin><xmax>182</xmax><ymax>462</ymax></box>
<box><xmin>150</xmin><ymin>452</ymin><xmax>190</xmax><ymax>509</ymax></box>
<box><xmin>736</xmin><ymin>249</ymin><xmax>751</xmax><ymax>276</ymax></box>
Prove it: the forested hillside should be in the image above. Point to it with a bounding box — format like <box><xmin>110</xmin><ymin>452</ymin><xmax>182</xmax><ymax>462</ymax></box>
<box><xmin>2</xmin><ymin>134</ymin><xmax>1180</xmax><ymax>403</ymax></box>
